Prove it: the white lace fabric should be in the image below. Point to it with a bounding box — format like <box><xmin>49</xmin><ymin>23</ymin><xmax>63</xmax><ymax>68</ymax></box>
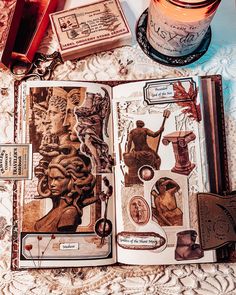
<box><xmin>1</xmin><ymin>1</ymin><xmax>236</xmax><ymax>294</ymax></box>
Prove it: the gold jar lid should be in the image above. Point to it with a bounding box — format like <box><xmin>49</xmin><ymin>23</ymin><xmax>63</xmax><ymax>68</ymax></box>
<box><xmin>166</xmin><ymin>0</ymin><xmax>220</xmax><ymax>8</ymax></box>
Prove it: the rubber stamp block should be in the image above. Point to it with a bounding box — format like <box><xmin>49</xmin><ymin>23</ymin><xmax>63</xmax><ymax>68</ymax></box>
<box><xmin>50</xmin><ymin>0</ymin><xmax>132</xmax><ymax>60</ymax></box>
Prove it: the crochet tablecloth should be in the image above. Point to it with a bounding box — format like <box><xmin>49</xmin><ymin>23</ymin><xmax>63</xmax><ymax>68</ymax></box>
<box><xmin>0</xmin><ymin>0</ymin><xmax>236</xmax><ymax>294</ymax></box>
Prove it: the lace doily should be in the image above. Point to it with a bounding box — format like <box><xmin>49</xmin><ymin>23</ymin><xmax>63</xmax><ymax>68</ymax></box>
<box><xmin>1</xmin><ymin>2</ymin><xmax>236</xmax><ymax>294</ymax></box>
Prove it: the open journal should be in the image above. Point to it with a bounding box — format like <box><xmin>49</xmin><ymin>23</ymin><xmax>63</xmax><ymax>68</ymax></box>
<box><xmin>9</xmin><ymin>75</ymin><xmax>235</xmax><ymax>269</ymax></box>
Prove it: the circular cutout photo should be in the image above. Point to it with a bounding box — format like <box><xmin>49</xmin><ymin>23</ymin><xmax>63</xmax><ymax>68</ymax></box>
<box><xmin>139</xmin><ymin>165</ymin><xmax>155</xmax><ymax>182</ymax></box>
<box><xmin>95</xmin><ymin>218</ymin><xmax>112</xmax><ymax>238</ymax></box>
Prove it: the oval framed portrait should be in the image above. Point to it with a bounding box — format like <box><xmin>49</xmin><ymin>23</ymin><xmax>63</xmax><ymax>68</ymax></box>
<box><xmin>129</xmin><ymin>196</ymin><xmax>150</xmax><ymax>225</ymax></box>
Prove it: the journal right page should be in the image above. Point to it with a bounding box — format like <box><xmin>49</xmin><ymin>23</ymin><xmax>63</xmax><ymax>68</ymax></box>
<box><xmin>112</xmin><ymin>77</ymin><xmax>217</xmax><ymax>265</ymax></box>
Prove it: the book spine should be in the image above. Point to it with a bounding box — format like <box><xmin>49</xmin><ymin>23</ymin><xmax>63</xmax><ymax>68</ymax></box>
<box><xmin>213</xmin><ymin>75</ymin><xmax>230</xmax><ymax>194</ymax></box>
<box><xmin>11</xmin><ymin>80</ymin><xmax>21</xmax><ymax>270</ymax></box>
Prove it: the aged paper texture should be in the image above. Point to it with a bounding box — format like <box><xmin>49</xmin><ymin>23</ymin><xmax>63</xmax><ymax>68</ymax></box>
<box><xmin>0</xmin><ymin>144</ymin><xmax>32</xmax><ymax>179</ymax></box>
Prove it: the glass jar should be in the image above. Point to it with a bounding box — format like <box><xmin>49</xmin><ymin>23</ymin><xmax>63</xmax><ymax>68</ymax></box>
<box><xmin>146</xmin><ymin>0</ymin><xmax>221</xmax><ymax>57</ymax></box>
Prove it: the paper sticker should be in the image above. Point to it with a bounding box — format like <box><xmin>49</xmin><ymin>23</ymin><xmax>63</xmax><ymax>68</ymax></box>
<box><xmin>60</xmin><ymin>243</ymin><xmax>79</xmax><ymax>250</ymax></box>
<box><xmin>129</xmin><ymin>196</ymin><xmax>150</xmax><ymax>226</ymax></box>
<box><xmin>0</xmin><ymin>144</ymin><xmax>32</xmax><ymax>179</ymax></box>
<box><xmin>117</xmin><ymin>231</ymin><xmax>166</xmax><ymax>250</ymax></box>
<box><xmin>143</xmin><ymin>78</ymin><xmax>197</xmax><ymax>105</ymax></box>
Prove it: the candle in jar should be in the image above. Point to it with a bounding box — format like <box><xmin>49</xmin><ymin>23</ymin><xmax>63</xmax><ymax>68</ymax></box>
<box><xmin>146</xmin><ymin>0</ymin><xmax>221</xmax><ymax>57</ymax></box>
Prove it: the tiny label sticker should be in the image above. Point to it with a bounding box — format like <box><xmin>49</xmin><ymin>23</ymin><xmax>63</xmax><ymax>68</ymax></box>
<box><xmin>59</xmin><ymin>243</ymin><xmax>79</xmax><ymax>250</ymax></box>
<box><xmin>117</xmin><ymin>231</ymin><xmax>166</xmax><ymax>250</ymax></box>
<box><xmin>143</xmin><ymin>77</ymin><xmax>197</xmax><ymax>105</ymax></box>
<box><xmin>0</xmin><ymin>144</ymin><xmax>32</xmax><ymax>179</ymax></box>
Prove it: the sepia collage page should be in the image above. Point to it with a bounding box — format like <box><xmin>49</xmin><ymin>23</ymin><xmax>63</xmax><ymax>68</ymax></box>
<box><xmin>13</xmin><ymin>81</ymin><xmax>116</xmax><ymax>269</ymax></box>
<box><xmin>112</xmin><ymin>76</ymin><xmax>222</xmax><ymax>265</ymax></box>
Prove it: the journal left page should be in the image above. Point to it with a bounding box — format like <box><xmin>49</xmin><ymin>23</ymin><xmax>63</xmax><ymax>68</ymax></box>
<box><xmin>12</xmin><ymin>80</ymin><xmax>116</xmax><ymax>269</ymax></box>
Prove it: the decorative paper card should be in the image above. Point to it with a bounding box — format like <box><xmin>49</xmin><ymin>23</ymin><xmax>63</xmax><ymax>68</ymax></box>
<box><xmin>112</xmin><ymin>77</ymin><xmax>214</xmax><ymax>264</ymax></box>
<box><xmin>0</xmin><ymin>144</ymin><xmax>32</xmax><ymax>179</ymax></box>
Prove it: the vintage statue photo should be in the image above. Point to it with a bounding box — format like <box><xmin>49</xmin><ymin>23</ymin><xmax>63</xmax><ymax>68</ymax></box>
<box><xmin>129</xmin><ymin>196</ymin><xmax>150</xmax><ymax>225</ymax></box>
<box><xmin>34</xmin><ymin>146</ymin><xmax>97</xmax><ymax>232</ymax></box>
<box><xmin>175</xmin><ymin>230</ymin><xmax>204</xmax><ymax>261</ymax></box>
<box><xmin>75</xmin><ymin>88</ymin><xmax>113</xmax><ymax>173</ymax></box>
<box><xmin>23</xmin><ymin>83</ymin><xmax>114</xmax><ymax>237</ymax></box>
<box><xmin>151</xmin><ymin>177</ymin><xmax>183</xmax><ymax>226</ymax></box>
<box><xmin>123</xmin><ymin>111</ymin><xmax>169</xmax><ymax>186</ymax></box>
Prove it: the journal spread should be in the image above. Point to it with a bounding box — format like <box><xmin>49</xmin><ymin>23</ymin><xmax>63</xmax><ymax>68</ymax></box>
<box><xmin>9</xmin><ymin>75</ymin><xmax>235</xmax><ymax>269</ymax></box>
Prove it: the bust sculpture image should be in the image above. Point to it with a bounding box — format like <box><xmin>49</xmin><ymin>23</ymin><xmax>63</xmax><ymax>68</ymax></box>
<box><xmin>34</xmin><ymin>146</ymin><xmax>97</xmax><ymax>232</ymax></box>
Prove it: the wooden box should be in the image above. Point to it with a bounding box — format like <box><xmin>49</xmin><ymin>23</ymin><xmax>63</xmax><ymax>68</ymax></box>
<box><xmin>50</xmin><ymin>0</ymin><xmax>132</xmax><ymax>60</ymax></box>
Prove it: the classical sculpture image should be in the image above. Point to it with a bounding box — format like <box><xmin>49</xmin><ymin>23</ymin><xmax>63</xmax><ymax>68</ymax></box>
<box><xmin>31</xmin><ymin>102</ymin><xmax>47</xmax><ymax>152</ymax></box>
<box><xmin>33</xmin><ymin>102</ymin><xmax>47</xmax><ymax>135</ymax></box>
<box><xmin>43</xmin><ymin>87</ymin><xmax>67</xmax><ymax>137</ymax></box>
<box><xmin>151</xmin><ymin>177</ymin><xmax>183</xmax><ymax>226</ymax></box>
<box><xmin>26</xmin><ymin>85</ymin><xmax>114</xmax><ymax>233</ymax></box>
<box><xmin>34</xmin><ymin>146</ymin><xmax>97</xmax><ymax>232</ymax></box>
<box><xmin>129</xmin><ymin>197</ymin><xmax>150</xmax><ymax>225</ymax></box>
<box><xmin>62</xmin><ymin>88</ymin><xmax>85</xmax><ymax>143</ymax></box>
<box><xmin>175</xmin><ymin>230</ymin><xmax>204</xmax><ymax>260</ymax></box>
<box><xmin>75</xmin><ymin>88</ymin><xmax>113</xmax><ymax>172</ymax></box>
<box><xmin>123</xmin><ymin>119</ymin><xmax>164</xmax><ymax>186</ymax></box>
<box><xmin>39</xmin><ymin>87</ymin><xmax>68</xmax><ymax>157</ymax></box>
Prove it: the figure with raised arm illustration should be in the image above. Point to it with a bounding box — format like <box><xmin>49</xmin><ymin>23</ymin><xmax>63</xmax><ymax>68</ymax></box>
<box><xmin>75</xmin><ymin>87</ymin><xmax>113</xmax><ymax>172</ymax></box>
<box><xmin>123</xmin><ymin>119</ymin><xmax>164</xmax><ymax>186</ymax></box>
<box><xmin>151</xmin><ymin>177</ymin><xmax>183</xmax><ymax>226</ymax></box>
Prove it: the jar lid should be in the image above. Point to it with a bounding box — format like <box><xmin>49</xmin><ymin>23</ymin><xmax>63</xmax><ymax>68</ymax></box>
<box><xmin>167</xmin><ymin>0</ymin><xmax>218</xmax><ymax>8</ymax></box>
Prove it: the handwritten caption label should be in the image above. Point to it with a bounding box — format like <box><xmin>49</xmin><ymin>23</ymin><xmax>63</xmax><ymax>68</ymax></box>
<box><xmin>60</xmin><ymin>243</ymin><xmax>79</xmax><ymax>250</ymax></box>
<box><xmin>143</xmin><ymin>78</ymin><xmax>196</xmax><ymax>105</ymax></box>
<box><xmin>149</xmin><ymin>84</ymin><xmax>174</xmax><ymax>100</ymax></box>
<box><xmin>117</xmin><ymin>232</ymin><xmax>166</xmax><ymax>250</ymax></box>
